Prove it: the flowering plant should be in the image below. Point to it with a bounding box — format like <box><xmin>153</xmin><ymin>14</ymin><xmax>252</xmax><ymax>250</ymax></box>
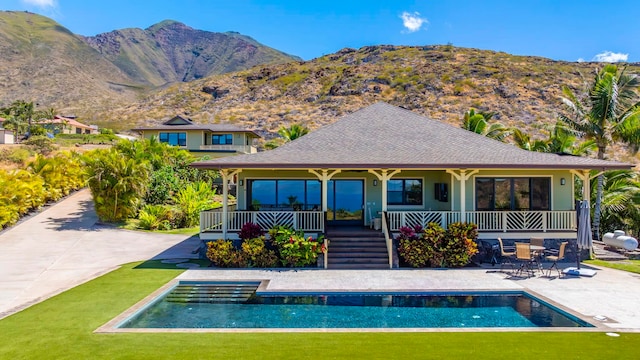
<box><xmin>269</xmin><ymin>225</ymin><xmax>325</xmax><ymax>267</ymax></box>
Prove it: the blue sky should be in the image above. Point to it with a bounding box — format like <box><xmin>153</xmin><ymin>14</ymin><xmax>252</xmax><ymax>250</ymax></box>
<box><xmin>4</xmin><ymin>0</ymin><xmax>639</xmax><ymax>62</ymax></box>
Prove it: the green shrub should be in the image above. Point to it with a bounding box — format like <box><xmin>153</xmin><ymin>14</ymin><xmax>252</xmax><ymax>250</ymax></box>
<box><xmin>206</xmin><ymin>240</ymin><xmax>247</xmax><ymax>268</ymax></box>
<box><xmin>24</xmin><ymin>135</ymin><xmax>56</xmax><ymax>155</ymax></box>
<box><xmin>241</xmin><ymin>237</ymin><xmax>278</xmax><ymax>268</ymax></box>
<box><xmin>397</xmin><ymin>222</ymin><xmax>478</xmax><ymax>268</ymax></box>
<box><xmin>172</xmin><ymin>182</ymin><xmax>219</xmax><ymax>228</ymax></box>
<box><xmin>137</xmin><ymin>204</ymin><xmax>175</xmax><ymax>230</ymax></box>
<box><xmin>269</xmin><ymin>226</ymin><xmax>325</xmax><ymax>267</ymax></box>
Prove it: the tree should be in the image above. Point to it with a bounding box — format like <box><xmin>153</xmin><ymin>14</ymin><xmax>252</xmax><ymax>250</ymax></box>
<box><xmin>461</xmin><ymin>109</ymin><xmax>510</xmax><ymax>141</ymax></box>
<box><xmin>278</xmin><ymin>123</ymin><xmax>309</xmax><ymax>142</ymax></box>
<box><xmin>593</xmin><ymin>170</ymin><xmax>640</xmax><ymax>236</ymax></box>
<box><xmin>560</xmin><ymin>64</ymin><xmax>640</xmax><ymax>239</ymax></box>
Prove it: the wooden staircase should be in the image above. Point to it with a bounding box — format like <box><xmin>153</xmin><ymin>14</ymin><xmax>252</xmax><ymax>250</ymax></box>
<box><xmin>326</xmin><ymin>227</ymin><xmax>390</xmax><ymax>269</ymax></box>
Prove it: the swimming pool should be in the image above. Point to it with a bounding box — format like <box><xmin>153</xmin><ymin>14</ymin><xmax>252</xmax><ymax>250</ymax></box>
<box><xmin>114</xmin><ymin>281</ymin><xmax>593</xmax><ymax>330</ymax></box>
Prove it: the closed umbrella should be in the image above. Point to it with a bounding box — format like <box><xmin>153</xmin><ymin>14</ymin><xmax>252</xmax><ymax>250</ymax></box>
<box><xmin>565</xmin><ymin>200</ymin><xmax>597</xmax><ymax>276</ymax></box>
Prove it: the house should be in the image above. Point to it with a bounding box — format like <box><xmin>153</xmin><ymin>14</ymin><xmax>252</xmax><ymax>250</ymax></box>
<box><xmin>38</xmin><ymin>116</ymin><xmax>98</xmax><ymax>135</ymax></box>
<box><xmin>0</xmin><ymin>117</ymin><xmax>14</xmax><ymax>144</ymax></box>
<box><xmin>132</xmin><ymin>115</ymin><xmax>261</xmax><ymax>157</ymax></box>
<box><xmin>191</xmin><ymin>102</ymin><xmax>632</xmax><ymax>266</ymax></box>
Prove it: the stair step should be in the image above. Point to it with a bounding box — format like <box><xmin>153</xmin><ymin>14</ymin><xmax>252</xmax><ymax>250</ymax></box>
<box><xmin>330</xmin><ymin>242</ymin><xmax>386</xmax><ymax>248</ymax></box>
<box><xmin>329</xmin><ymin>263</ymin><xmax>390</xmax><ymax>269</ymax></box>
<box><xmin>329</xmin><ymin>252</ymin><xmax>387</xmax><ymax>258</ymax></box>
<box><xmin>166</xmin><ymin>284</ymin><xmax>258</xmax><ymax>304</ymax></box>
<box><xmin>328</xmin><ymin>257</ymin><xmax>389</xmax><ymax>264</ymax></box>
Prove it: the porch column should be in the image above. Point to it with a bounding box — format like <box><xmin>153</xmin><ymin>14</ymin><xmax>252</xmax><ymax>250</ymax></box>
<box><xmin>220</xmin><ymin>169</ymin><xmax>240</xmax><ymax>239</ymax></box>
<box><xmin>368</xmin><ymin>169</ymin><xmax>401</xmax><ymax>211</ymax></box>
<box><xmin>446</xmin><ymin>169</ymin><xmax>479</xmax><ymax>222</ymax></box>
<box><xmin>309</xmin><ymin>169</ymin><xmax>341</xmax><ymax>211</ymax></box>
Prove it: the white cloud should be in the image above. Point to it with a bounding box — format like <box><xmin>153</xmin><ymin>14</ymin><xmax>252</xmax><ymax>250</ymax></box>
<box><xmin>592</xmin><ymin>51</ymin><xmax>628</xmax><ymax>62</ymax></box>
<box><xmin>400</xmin><ymin>11</ymin><xmax>428</xmax><ymax>33</ymax></box>
<box><xmin>577</xmin><ymin>58</ymin><xmax>585</xmax><ymax>63</ymax></box>
<box><xmin>21</xmin><ymin>0</ymin><xmax>57</xmax><ymax>8</ymax></box>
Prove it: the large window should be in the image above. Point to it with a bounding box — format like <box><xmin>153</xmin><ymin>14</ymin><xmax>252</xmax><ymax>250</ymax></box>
<box><xmin>476</xmin><ymin>177</ymin><xmax>550</xmax><ymax>211</ymax></box>
<box><xmin>158</xmin><ymin>132</ymin><xmax>186</xmax><ymax>146</ymax></box>
<box><xmin>387</xmin><ymin>179</ymin><xmax>423</xmax><ymax>205</ymax></box>
<box><xmin>213</xmin><ymin>134</ymin><xmax>233</xmax><ymax>145</ymax></box>
<box><xmin>248</xmin><ymin>180</ymin><xmax>321</xmax><ymax>210</ymax></box>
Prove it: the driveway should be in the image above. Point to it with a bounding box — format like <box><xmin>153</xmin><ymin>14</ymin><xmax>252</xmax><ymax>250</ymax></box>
<box><xmin>0</xmin><ymin>189</ymin><xmax>198</xmax><ymax>319</ymax></box>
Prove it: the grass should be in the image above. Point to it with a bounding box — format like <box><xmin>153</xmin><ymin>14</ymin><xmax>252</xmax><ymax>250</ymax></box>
<box><xmin>585</xmin><ymin>259</ymin><xmax>640</xmax><ymax>274</ymax></box>
<box><xmin>0</xmin><ymin>262</ymin><xmax>639</xmax><ymax>359</ymax></box>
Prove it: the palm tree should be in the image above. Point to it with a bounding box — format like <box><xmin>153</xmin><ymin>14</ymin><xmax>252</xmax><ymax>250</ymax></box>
<box><xmin>511</xmin><ymin>128</ymin><xmax>549</xmax><ymax>152</ymax></box>
<box><xmin>560</xmin><ymin>64</ymin><xmax>640</xmax><ymax>239</ymax></box>
<box><xmin>594</xmin><ymin>170</ymin><xmax>640</xmax><ymax>236</ymax></box>
<box><xmin>278</xmin><ymin>123</ymin><xmax>309</xmax><ymax>142</ymax></box>
<box><xmin>461</xmin><ymin>109</ymin><xmax>510</xmax><ymax>141</ymax></box>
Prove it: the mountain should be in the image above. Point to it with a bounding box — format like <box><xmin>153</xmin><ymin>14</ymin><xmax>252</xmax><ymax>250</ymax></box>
<box><xmin>0</xmin><ymin>11</ymin><xmax>300</xmax><ymax>118</ymax></box>
<box><xmin>83</xmin><ymin>20</ymin><xmax>301</xmax><ymax>86</ymax></box>
<box><xmin>0</xmin><ymin>11</ymin><xmax>139</xmax><ymax>114</ymax></box>
<box><xmin>102</xmin><ymin>45</ymin><xmax>640</xmax><ymax>163</ymax></box>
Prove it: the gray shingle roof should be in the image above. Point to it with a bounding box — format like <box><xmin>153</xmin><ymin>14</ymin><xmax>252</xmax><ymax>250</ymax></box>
<box><xmin>191</xmin><ymin>102</ymin><xmax>632</xmax><ymax>170</ymax></box>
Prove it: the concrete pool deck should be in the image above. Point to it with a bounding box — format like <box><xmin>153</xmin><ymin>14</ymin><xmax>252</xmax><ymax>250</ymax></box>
<box><xmin>175</xmin><ymin>265</ymin><xmax>640</xmax><ymax>332</ymax></box>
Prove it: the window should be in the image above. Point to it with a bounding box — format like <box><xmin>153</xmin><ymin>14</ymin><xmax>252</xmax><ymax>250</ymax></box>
<box><xmin>158</xmin><ymin>132</ymin><xmax>186</xmax><ymax>146</ymax></box>
<box><xmin>248</xmin><ymin>180</ymin><xmax>321</xmax><ymax>210</ymax></box>
<box><xmin>475</xmin><ymin>177</ymin><xmax>550</xmax><ymax>211</ymax></box>
<box><xmin>387</xmin><ymin>179</ymin><xmax>423</xmax><ymax>205</ymax></box>
<box><xmin>213</xmin><ymin>134</ymin><xmax>233</xmax><ymax>145</ymax></box>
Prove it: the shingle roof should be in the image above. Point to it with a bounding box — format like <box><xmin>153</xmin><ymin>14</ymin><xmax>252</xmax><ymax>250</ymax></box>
<box><xmin>191</xmin><ymin>102</ymin><xmax>632</xmax><ymax>170</ymax></box>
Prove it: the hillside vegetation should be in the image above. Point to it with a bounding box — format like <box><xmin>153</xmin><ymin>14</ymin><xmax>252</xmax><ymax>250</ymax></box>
<box><xmin>105</xmin><ymin>45</ymin><xmax>640</xmax><ymax>157</ymax></box>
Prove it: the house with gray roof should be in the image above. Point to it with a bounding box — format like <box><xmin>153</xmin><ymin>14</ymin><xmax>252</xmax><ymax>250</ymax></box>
<box><xmin>132</xmin><ymin>115</ymin><xmax>261</xmax><ymax>157</ymax></box>
<box><xmin>191</xmin><ymin>102</ymin><xmax>632</xmax><ymax>268</ymax></box>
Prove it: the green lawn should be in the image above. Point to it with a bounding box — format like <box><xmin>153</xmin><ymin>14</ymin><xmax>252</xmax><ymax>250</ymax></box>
<box><xmin>0</xmin><ymin>262</ymin><xmax>638</xmax><ymax>360</ymax></box>
<box><xmin>585</xmin><ymin>259</ymin><xmax>640</xmax><ymax>274</ymax></box>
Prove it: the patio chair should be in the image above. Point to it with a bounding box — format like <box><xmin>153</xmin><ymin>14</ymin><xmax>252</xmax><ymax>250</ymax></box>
<box><xmin>545</xmin><ymin>242</ymin><xmax>568</xmax><ymax>277</ymax></box>
<box><xmin>514</xmin><ymin>242</ymin><xmax>536</xmax><ymax>278</ymax></box>
<box><xmin>497</xmin><ymin>237</ymin><xmax>516</xmax><ymax>272</ymax></box>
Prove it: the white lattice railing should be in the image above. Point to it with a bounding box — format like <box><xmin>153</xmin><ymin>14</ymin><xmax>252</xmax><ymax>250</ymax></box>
<box><xmin>385</xmin><ymin>210</ymin><xmax>576</xmax><ymax>232</ymax></box>
<box><xmin>200</xmin><ymin>210</ymin><xmax>324</xmax><ymax>233</ymax></box>
<box><xmin>386</xmin><ymin>211</ymin><xmax>462</xmax><ymax>231</ymax></box>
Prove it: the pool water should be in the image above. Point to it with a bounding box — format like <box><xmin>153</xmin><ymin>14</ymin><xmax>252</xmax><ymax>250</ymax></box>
<box><xmin>118</xmin><ymin>283</ymin><xmax>593</xmax><ymax>329</ymax></box>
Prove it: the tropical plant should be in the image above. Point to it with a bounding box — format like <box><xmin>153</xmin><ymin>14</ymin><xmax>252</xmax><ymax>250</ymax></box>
<box><xmin>397</xmin><ymin>222</ymin><xmax>478</xmax><ymax>268</ymax></box>
<box><xmin>172</xmin><ymin>182</ymin><xmax>219</xmax><ymax>228</ymax></box>
<box><xmin>84</xmin><ymin>149</ymin><xmax>150</xmax><ymax>222</ymax></box>
<box><xmin>461</xmin><ymin>108</ymin><xmax>510</xmax><ymax>141</ymax></box>
<box><xmin>560</xmin><ymin>64</ymin><xmax>640</xmax><ymax>239</ymax></box>
<box><xmin>137</xmin><ymin>204</ymin><xmax>176</xmax><ymax>230</ymax></box>
<box><xmin>268</xmin><ymin>225</ymin><xmax>325</xmax><ymax>267</ymax></box>
<box><xmin>239</xmin><ymin>222</ymin><xmax>264</xmax><ymax>240</ymax></box>
<box><xmin>278</xmin><ymin>123</ymin><xmax>309</xmax><ymax>142</ymax></box>
<box><xmin>593</xmin><ymin>170</ymin><xmax>640</xmax><ymax>237</ymax></box>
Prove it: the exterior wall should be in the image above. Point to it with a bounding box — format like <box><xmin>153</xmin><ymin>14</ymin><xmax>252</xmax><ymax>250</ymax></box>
<box><xmin>237</xmin><ymin>169</ymin><xmax>452</xmax><ymax>217</ymax></box>
<box><xmin>238</xmin><ymin>168</ymin><xmax>575</xmax><ymax>215</ymax></box>
<box><xmin>0</xmin><ymin>129</ymin><xmax>14</xmax><ymax>144</ymax></box>
<box><xmin>466</xmin><ymin>169</ymin><xmax>574</xmax><ymax>211</ymax></box>
<box><xmin>141</xmin><ymin>130</ymin><xmax>203</xmax><ymax>150</ymax></box>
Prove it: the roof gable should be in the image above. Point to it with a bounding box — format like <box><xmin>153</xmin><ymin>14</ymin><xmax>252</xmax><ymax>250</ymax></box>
<box><xmin>192</xmin><ymin>102</ymin><xmax>632</xmax><ymax>170</ymax></box>
<box><xmin>163</xmin><ymin>115</ymin><xmax>194</xmax><ymax>126</ymax></box>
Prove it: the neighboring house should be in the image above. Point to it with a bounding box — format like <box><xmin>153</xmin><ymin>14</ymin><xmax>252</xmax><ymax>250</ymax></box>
<box><xmin>0</xmin><ymin>117</ymin><xmax>14</xmax><ymax>144</ymax></box>
<box><xmin>132</xmin><ymin>115</ymin><xmax>261</xmax><ymax>157</ymax></box>
<box><xmin>38</xmin><ymin>116</ymin><xmax>98</xmax><ymax>135</ymax></box>
<box><xmin>191</xmin><ymin>102</ymin><xmax>631</xmax><ymax>265</ymax></box>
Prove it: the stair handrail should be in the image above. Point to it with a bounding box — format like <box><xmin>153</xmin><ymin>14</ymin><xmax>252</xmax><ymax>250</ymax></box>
<box><xmin>381</xmin><ymin>211</ymin><xmax>393</xmax><ymax>269</ymax></box>
<box><xmin>323</xmin><ymin>211</ymin><xmax>328</xmax><ymax>269</ymax></box>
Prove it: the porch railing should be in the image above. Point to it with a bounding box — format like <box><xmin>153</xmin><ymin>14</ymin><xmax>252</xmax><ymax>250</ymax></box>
<box><xmin>385</xmin><ymin>210</ymin><xmax>575</xmax><ymax>232</ymax></box>
<box><xmin>386</xmin><ymin>211</ymin><xmax>462</xmax><ymax>231</ymax></box>
<box><xmin>199</xmin><ymin>144</ymin><xmax>257</xmax><ymax>154</ymax></box>
<box><xmin>200</xmin><ymin>210</ymin><xmax>324</xmax><ymax>233</ymax></box>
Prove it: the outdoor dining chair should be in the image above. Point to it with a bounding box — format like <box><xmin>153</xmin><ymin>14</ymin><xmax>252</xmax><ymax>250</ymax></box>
<box><xmin>497</xmin><ymin>237</ymin><xmax>516</xmax><ymax>272</ymax></box>
<box><xmin>515</xmin><ymin>242</ymin><xmax>536</xmax><ymax>277</ymax></box>
<box><xmin>545</xmin><ymin>242</ymin><xmax>568</xmax><ymax>277</ymax></box>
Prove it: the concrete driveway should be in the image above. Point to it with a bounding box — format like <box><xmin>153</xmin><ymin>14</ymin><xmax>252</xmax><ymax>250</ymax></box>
<box><xmin>0</xmin><ymin>189</ymin><xmax>199</xmax><ymax>319</ymax></box>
